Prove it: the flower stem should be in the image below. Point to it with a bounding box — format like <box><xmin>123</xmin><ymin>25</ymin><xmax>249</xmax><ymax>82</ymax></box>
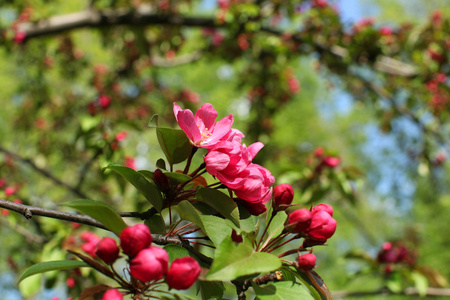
<box><xmin>256</xmin><ymin>211</ymin><xmax>276</xmax><ymax>251</ymax></box>
<box><xmin>184</xmin><ymin>147</ymin><xmax>198</xmax><ymax>174</ymax></box>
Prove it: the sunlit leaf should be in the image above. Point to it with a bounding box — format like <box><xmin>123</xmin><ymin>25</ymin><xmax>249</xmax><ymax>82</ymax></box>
<box><xmin>18</xmin><ymin>260</ymin><xmax>88</xmax><ymax>284</ymax></box>
<box><xmin>62</xmin><ymin>199</ymin><xmax>127</xmax><ymax>236</ymax></box>
<box><xmin>207</xmin><ymin>237</ymin><xmax>281</xmax><ymax>281</ymax></box>
<box><xmin>197</xmin><ymin>187</ymin><xmax>240</xmax><ymax>227</ymax></box>
<box><xmin>105</xmin><ymin>164</ymin><xmax>163</xmax><ymax>212</ymax></box>
<box><xmin>156</xmin><ymin>127</ymin><xmax>192</xmax><ymax>166</ymax></box>
<box><xmin>252</xmin><ymin>281</ymin><xmax>314</xmax><ymax>300</ymax></box>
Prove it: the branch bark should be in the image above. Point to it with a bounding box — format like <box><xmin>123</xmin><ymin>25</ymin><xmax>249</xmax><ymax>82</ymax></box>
<box><xmin>0</xmin><ymin>198</ymin><xmax>213</xmax><ymax>265</ymax></box>
<box><xmin>16</xmin><ymin>6</ymin><xmax>417</xmax><ymax>77</ymax></box>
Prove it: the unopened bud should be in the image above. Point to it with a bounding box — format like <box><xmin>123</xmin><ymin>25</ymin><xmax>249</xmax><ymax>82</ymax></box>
<box><xmin>120</xmin><ymin>224</ymin><xmax>152</xmax><ymax>258</ymax></box>
<box><xmin>166</xmin><ymin>256</ymin><xmax>201</xmax><ymax>290</ymax></box>
<box><xmin>297</xmin><ymin>253</ymin><xmax>316</xmax><ymax>271</ymax></box>
<box><xmin>153</xmin><ymin>169</ymin><xmax>171</xmax><ymax>193</ymax></box>
<box><xmin>273</xmin><ymin>184</ymin><xmax>294</xmax><ymax>210</ymax></box>
<box><xmin>95</xmin><ymin>237</ymin><xmax>120</xmax><ymax>264</ymax></box>
<box><xmin>287</xmin><ymin>209</ymin><xmax>312</xmax><ymax>232</ymax></box>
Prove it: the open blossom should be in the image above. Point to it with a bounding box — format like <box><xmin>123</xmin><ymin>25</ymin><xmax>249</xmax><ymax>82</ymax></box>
<box><xmin>173</xmin><ymin>103</ymin><xmax>233</xmax><ymax>148</ymax></box>
<box><xmin>233</xmin><ymin>164</ymin><xmax>274</xmax><ymax>204</ymax></box>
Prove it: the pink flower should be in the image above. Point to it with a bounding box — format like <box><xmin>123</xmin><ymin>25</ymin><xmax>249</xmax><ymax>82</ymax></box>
<box><xmin>13</xmin><ymin>31</ymin><xmax>26</xmax><ymax>44</ymax></box>
<box><xmin>297</xmin><ymin>253</ymin><xmax>316</xmax><ymax>271</ymax></box>
<box><xmin>379</xmin><ymin>26</ymin><xmax>393</xmax><ymax>36</ymax></box>
<box><xmin>130</xmin><ymin>247</ymin><xmax>169</xmax><ymax>282</ymax></box>
<box><xmin>81</xmin><ymin>232</ymin><xmax>101</xmax><ymax>258</ymax></box>
<box><xmin>166</xmin><ymin>257</ymin><xmax>201</xmax><ymax>290</ymax></box>
<box><xmin>101</xmin><ymin>289</ymin><xmax>123</xmax><ymax>300</ymax></box>
<box><xmin>323</xmin><ymin>156</ymin><xmax>340</xmax><ymax>168</ymax></box>
<box><xmin>311</xmin><ymin>204</ymin><xmax>333</xmax><ymax>217</ymax></box>
<box><xmin>288</xmin><ymin>209</ymin><xmax>313</xmax><ymax>232</ymax></box>
<box><xmin>95</xmin><ymin>237</ymin><xmax>120</xmax><ymax>264</ymax></box>
<box><xmin>120</xmin><ymin>224</ymin><xmax>153</xmax><ymax>258</ymax></box>
<box><xmin>124</xmin><ymin>156</ymin><xmax>136</xmax><ymax>170</ymax></box>
<box><xmin>273</xmin><ymin>184</ymin><xmax>294</xmax><ymax>209</ymax></box>
<box><xmin>115</xmin><ymin>131</ymin><xmax>128</xmax><ymax>142</ymax></box>
<box><xmin>306</xmin><ymin>211</ymin><xmax>337</xmax><ymax>240</ymax></box>
<box><xmin>233</xmin><ymin>164</ymin><xmax>274</xmax><ymax>204</ymax></box>
<box><xmin>98</xmin><ymin>95</ymin><xmax>111</xmax><ymax>109</ymax></box>
<box><xmin>204</xmin><ymin>141</ymin><xmax>263</xmax><ymax>182</ymax></box>
<box><xmin>173</xmin><ymin>103</ymin><xmax>234</xmax><ymax>149</ymax></box>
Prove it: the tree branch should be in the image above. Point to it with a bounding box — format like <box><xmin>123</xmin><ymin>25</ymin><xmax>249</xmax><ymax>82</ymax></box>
<box><xmin>333</xmin><ymin>287</ymin><xmax>450</xmax><ymax>298</ymax></box>
<box><xmin>0</xmin><ymin>198</ymin><xmax>213</xmax><ymax>265</ymax></box>
<box><xmin>0</xmin><ymin>145</ymin><xmax>88</xmax><ymax>199</ymax></box>
<box><xmin>16</xmin><ymin>7</ymin><xmax>417</xmax><ymax>77</ymax></box>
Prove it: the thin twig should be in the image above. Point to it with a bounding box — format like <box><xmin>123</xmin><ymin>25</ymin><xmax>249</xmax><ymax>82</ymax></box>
<box><xmin>0</xmin><ymin>145</ymin><xmax>88</xmax><ymax>199</ymax></box>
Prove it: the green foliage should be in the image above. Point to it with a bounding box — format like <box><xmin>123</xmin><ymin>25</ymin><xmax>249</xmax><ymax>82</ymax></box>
<box><xmin>104</xmin><ymin>163</ymin><xmax>163</xmax><ymax>212</ymax></box>
<box><xmin>18</xmin><ymin>260</ymin><xmax>88</xmax><ymax>284</ymax></box>
<box><xmin>62</xmin><ymin>199</ymin><xmax>127</xmax><ymax>236</ymax></box>
<box><xmin>156</xmin><ymin>127</ymin><xmax>192</xmax><ymax>167</ymax></box>
<box><xmin>207</xmin><ymin>237</ymin><xmax>282</xmax><ymax>281</ymax></box>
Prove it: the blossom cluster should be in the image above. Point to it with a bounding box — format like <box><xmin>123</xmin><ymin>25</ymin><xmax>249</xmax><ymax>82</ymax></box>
<box><xmin>81</xmin><ymin>224</ymin><xmax>201</xmax><ymax>298</ymax></box>
<box><xmin>174</xmin><ymin>103</ymin><xmax>275</xmax><ymax>215</ymax></box>
<box><xmin>377</xmin><ymin>241</ymin><xmax>416</xmax><ymax>273</ymax></box>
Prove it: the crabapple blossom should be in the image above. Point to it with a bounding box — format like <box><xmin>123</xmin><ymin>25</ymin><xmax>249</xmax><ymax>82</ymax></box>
<box><xmin>273</xmin><ymin>184</ymin><xmax>294</xmax><ymax>209</ymax></box>
<box><xmin>130</xmin><ymin>247</ymin><xmax>169</xmax><ymax>282</ymax></box>
<box><xmin>95</xmin><ymin>237</ymin><xmax>120</xmax><ymax>264</ymax></box>
<box><xmin>297</xmin><ymin>253</ymin><xmax>317</xmax><ymax>271</ymax></box>
<box><xmin>101</xmin><ymin>289</ymin><xmax>123</xmax><ymax>300</ymax></box>
<box><xmin>288</xmin><ymin>209</ymin><xmax>313</xmax><ymax>232</ymax></box>
<box><xmin>120</xmin><ymin>224</ymin><xmax>152</xmax><ymax>258</ymax></box>
<box><xmin>173</xmin><ymin>102</ymin><xmax>234</xmax><ymax>148</ymax></box>
<box><xmin>166</xmin><ymin>257</ymin><xmax>201</xmax><ymax>290</ymax></box>
<box><xmin>306</xmin><ymin>210</ymin><xmax>337</xmax><ymax>240</ymax></box>
<box><xmin>311</xmin><ymin>204</ymin><xmax>334</xmax><ymax>217</ymax></box>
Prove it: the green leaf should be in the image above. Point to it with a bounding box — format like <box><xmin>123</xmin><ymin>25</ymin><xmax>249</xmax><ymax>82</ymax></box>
<box><xmin>18</xmin><ymin>260</ymin><xmax>88</xmax><ymax>284</ymax></box>
<box><xmin>386</xmin><ymin>272</ymin><xmax>402</xmax><ymax>293</ymax></box>
<box><xmin>266</xmin><ymin>211</ymin><xmax>287</xmax><ymax>239</ymax></box>
<box><xmin>207</xmin><ymin>237</ymin><xmax>281</xmax><ymax>281</ymax></box>
<box><xmin>177</xmin><ymin>201</ymin><xmax>231</xmax><ymax>246</ymax></box>
<box><xmin>197</xmin><ymin>280</ymin><xmax>225</xmax><ymax>300</ymax></box>
<box><xmin>156</xmin><ymin>127</ymin><xmax>192</xmax><ymax>166</ymax></box>
<box><xmin>62</xmin><ymin>199</ymin><xmax>127</xmax><ymax>236</ymax></box>
<box><xmin>105</xmin><ymin>164</ymin><xmax>163</xmax><ymax>212</ymax></box>
<box><xmin>145</xmin><ymin>214</ymin><xmax>166</xmax><ymax>234</ymax></box>
<box><xmin>164</xmin><ymin>244</ymin><xmax>190</xmax><ymax>263</ymax></box>
<box><xmin>165</xmin><ymin>172</ymin><xmax>192</xmax><ymax>184</ymax></box>
<box><xmin>197</xmin><ymin>188</ymin><xmax>240</xmax><ymax>228</ymax></box>
<box><xmin>80</xmin><ymin>115</ymin><xmax>102</xmax><ymax>132</ymax></box>
<box><xmin>156</xmin><ymin>158</ymin><xmax>166</xmax><ymax>170</ymax></box>
<box><xmin>148</xmin><ymin>114</ymin><xmax>159</xmax><ymax>127</ymax></box>
<box><xmin>294</xmin><ymin>268</ymin><xmax>332</xmax><ymax>300</ymax></box>
<box><xmin>252</xmin><ymin>281</ymin><xmax>314</xmax><ymax>300</ymax></box>
<box><xmin>411</xmin><ymin>271</ymin><xmax>428</xmax><ymax>297</ymax></box>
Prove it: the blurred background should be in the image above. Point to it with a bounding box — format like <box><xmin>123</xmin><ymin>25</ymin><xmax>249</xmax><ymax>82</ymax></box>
<box><xmin>0</xmin><ymin>0</ymin><xmax>449</xmax><ymax>299</ymax></box>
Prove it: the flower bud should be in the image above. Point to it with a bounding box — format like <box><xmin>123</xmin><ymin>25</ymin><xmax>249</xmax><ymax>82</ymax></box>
<box><xmin>130</xmin><ymin>247</ymin><xmax>168</xmax><ymax>282</ymax></box>
<box><xmin>323</xmin><ymin>156</ymin><xmax>340</xmax><ymax>168</ymax></box>
<box><xmin>287</xmin><ymin>209</ymin><xmax>312</xmax><ymax>232</ymax></box>
<box><xmin>166</xmin><ymin>257</ymin><xmax>201</xmax><ymax>290</ymax></box>
<box><xmin>311</xmin><ymin>204</ymin><xmax>333</xmax><ymax>217</ymax></box>
<box><xmin>238</xmin><ymin>200</ymin><xmax>267</xmax><ymax>216</ymax></box>
<box><xmin>95</xmin><ymin>237</ymin><xmax>120</xmax><ymax>264</ymax></box>
<box><xmin>153</xmin><ymin>169</ymin><xmax>171</xmax><ymax>193</ymax></box>
<box><xmin>306</xmin><ymin>211</ymin><xmax>337</xmax><ymax>240</ymax></box>
<box><xmin>231</xmin><ymin>230</ymin><xmax>243</xmax><ymax>243</ymax></box>
<box><xmin>101</xmin><ymin>289</ymin><xmax>123</xmax><ymax>300</ymax></box>
<box><xmin>273</xmin><ymin>184</ymin><xmax>294</xmax><ymax>209</ymax></box>
<box><xmin>120</xmin><ymin>224</ymin><xmax>152</xmax><ymax>258</ymax></box>
<box><xmin>297</xmin><ymin>253</ymin><xmax>316</xmax><ymax>271</ymax></box>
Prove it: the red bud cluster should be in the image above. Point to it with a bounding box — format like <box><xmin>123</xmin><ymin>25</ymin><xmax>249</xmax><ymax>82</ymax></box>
<box><xmin>377</xmin><ymin>241</ymin><xmax>416</xmax><ymax>267</ymax></box>
<box><xmin>287</xmin><ymin>204</ymin><xmax>336</xmax><ymax>245</ymax></box>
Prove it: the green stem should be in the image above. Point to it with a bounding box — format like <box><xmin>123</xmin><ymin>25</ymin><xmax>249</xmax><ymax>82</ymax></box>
<box><xmin>256</xmin><ymin>211</ymin><xmax>276</xmax><ymax>251</ymax></box>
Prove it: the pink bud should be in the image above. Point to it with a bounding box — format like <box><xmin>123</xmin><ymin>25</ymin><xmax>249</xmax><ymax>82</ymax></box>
<box><xmin>306</xmin><ymin>211</ymin><xmax>337</xmax><ymax>240</ymax></box>
<box><xmin>288</xmin><ymin>209</ymin><xmax>312</xmax><ymax>232</ymax></box>
<box><xmin>166</xmin><ymin>257</ymin><xmax>201</xmax><ymax>290</ymax></box>
<box><xmin>153</xmin><ymin>169</ymin><xmax>171</xmax><ymax>193</ymax></box>
<box><xmin>297</xmin><ymin>253</ymin><xmax>316</xmax><ymax>271</ymax></box>
<box><xmin>95</xmin><ymin>237</ymin><xmax>120</xmax><ymax>264</ymax></box>
<box><xmin>115</xmin><ymin>131</ymin><xmax>128</xmax><ymax>142</ymax></box>
<box><xmin>4</xmin><ymin>186</ymin><xmax>15</xmax><ymax>196</ymax></box>
<box><xmin>231</xmin><ymin>230</ymin><xmax>243</xmax><ymax>243</ymax></box>
<box><xmin>66</xmin><ymin>277</ymin><xmax>76</xmax><ymax>288</ymax></box>
<box><xmin>311</xmin><ymin>204</ymin><xmax>333</xmax><ymax>217</ymax></box>
<box><xmin>101</xmin><ymin>289</ymin><xmax>123</xmax><ymax>300</ymax></box>
<box><xmin>120</xmin><ymin>224</ymin><xmax>152</xmax><ymax>257</ymax></box>
<box><xmin>323</xmin><ymin>156</ymin><xmax>340</xmax><ymax>168</ymax></box>
<box><xmin>314</xmin><ymin>147</ymin><xmax>324</xmax><ymax>157</ymax></box>
<box><xmin>273</xmin><ymin>184</ymin><xmax>294</xmax><ymax>209</ymax></box>
<box><xmin>98</xmin><ymin>95</ymin><xmax>111</xmax><ymax>109</ymax></box>
<box><xmin>238</xmin><ymin>200</ymin><xmax>267</xmax><ymax>216</ymax></box>
<box><xmin>130</xmin><ymin>247</ymin><xmax>168</xmax><ymax>282</ymax></box>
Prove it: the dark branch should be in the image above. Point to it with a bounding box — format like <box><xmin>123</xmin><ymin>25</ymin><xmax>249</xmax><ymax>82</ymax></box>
<box><xmin>0</xmin><ymin>145</ymin><xmax>88</xmax><ymax>199</ymax></box>
<box><xmin>17</xmin><ymin>7</ymin><xmax>417</xmax><ymax>77</ymax></box>
<box><xmin>0</xmin><ymin>198</ymin><xmax>213</xmax><ymax>265</ymax></box>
